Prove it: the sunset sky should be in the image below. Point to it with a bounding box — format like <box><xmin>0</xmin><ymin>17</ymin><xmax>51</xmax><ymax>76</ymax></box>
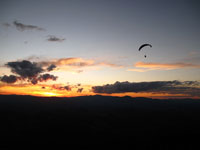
<box><xmin>0</xmin><ymin>0</ymin><xmax>200</xmax><ymax>98</ymax></box>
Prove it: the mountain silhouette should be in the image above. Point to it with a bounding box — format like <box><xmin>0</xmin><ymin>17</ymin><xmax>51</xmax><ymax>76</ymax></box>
<box><xmin>0</xmin><ymin>95</ymin><xmax>200</xmax><ymax>149</ymax></box>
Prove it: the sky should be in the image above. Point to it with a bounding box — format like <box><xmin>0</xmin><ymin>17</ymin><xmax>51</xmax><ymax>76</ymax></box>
<box><xmin>0</xmin><ymin>0</ymin><xmax>200</xmax><ymax>98</ymax></box>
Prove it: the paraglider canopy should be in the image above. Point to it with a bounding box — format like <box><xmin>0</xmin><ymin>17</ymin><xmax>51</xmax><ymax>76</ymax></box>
<box><xmin>138</xmin><ymin>44</ymin><xmax>152</xmax><ymax>51</ymax></box>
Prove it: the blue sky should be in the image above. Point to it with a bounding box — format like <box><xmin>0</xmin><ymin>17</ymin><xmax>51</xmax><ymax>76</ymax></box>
<box><xmin>1</xmin><ymin>0</ymin><xmax>199</xmax><ymax>61</ymax></box>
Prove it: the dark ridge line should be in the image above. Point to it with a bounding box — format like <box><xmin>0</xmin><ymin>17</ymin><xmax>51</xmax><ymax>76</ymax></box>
<box><xmin>0</xmin><ymin>94</ymin><xmax>198</xmax><ymax>101</ymax></box>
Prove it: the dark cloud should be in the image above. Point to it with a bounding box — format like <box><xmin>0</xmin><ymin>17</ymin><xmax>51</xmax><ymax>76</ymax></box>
<box><xmin>47</xmin><ymin>35</ymin><xmax>65</xmax><ymax>42</ymax></box>
<box><xmin>47</xmin><ymin>64</ymin><xmax>56</xmax><ymax>71</ymax></box>
<box><xmin>92</xmin><ymin>81</ymin><xmax>165</xmax><ymax>93</ymax></box>
<box><xmin>6</xmin><ymin>60</ymin><xmax>44</xmax><ymax>79</ymax></box>
<box><xmin>63</xmin><ymin>85</ymin><xmax>72</xmax><ymax>91</ymax></box>
<box><xmin>30</xmin><ymin>78</ymin><xmax>38</xmax><ymax>85</ymax></box>
<box><xmin>52</xmin><ymin>85</ymin><xmax>72</xmax><ymax>91</ymax></box>
<box><xmin>92</xmin><ymin>81</ymin><xmax>200</xmax><ymax>96</ymax></box>
<box><xmin>29</xmin><ymin>74</ymin><xmax>57</xmax><ymax>85</ymax></box>
<box><xmin>38</xmin><ymin>74</ymin><xmax>58</xmax><ymax>82</ymax></box>
<box><xmin>0</xmin><ymin>75</ymin><xmax>19</xmax><ymax>84</ymax></box>
<box><xmin>13</xmin><ymin>21</ymin><xmax>45</xmax><ymax>31</ymax></box>
<box><xmin>4</xmin><ymin>60</ymin><xmax>57</xmax><ymax>85</ymax></box>
<box><xmin>77</xmin><ymin>88</ymin><xmax>83</xmax><ymax>93</ymax></box>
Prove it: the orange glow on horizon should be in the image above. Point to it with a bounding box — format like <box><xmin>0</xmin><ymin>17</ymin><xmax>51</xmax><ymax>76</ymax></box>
<box><xmin>0</xmin><ymin>83</ymin><xmax>92</xmax><ymax>97</ymax></box>
<box><xmin>32</xmin><ymin>91</ymin><xmax>63</xmax><ymax>97</ymax></box>
<box><xmin>0</xmin><ymin>83</ymin><xmax>198</xmax><ymax>99</ymax></box>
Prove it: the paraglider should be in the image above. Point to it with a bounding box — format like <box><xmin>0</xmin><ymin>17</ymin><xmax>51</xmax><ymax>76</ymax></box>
<box><xmin>138</xmin><ymin>44</ymin><xmax>152</xmax><ymax>58</ymax></box>
<box><xmin>138</xmin><ymin>44</ymin><xmax>152</xmax><ymax>51</ymax></box>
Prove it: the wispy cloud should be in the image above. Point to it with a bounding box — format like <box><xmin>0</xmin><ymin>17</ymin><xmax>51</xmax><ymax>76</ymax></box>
<box><xmin>55</xmin><ymin>58</ymin><xmax>94</xmax><ymax>67</ymax></box>
<box><xmin>39</xmin><ymin>57</ymin><xmax>123</xmax><ymax>73</ymax></box>
<box><xmin>128</xmin><ymin>61</ymin><xmax>200</xmax><ymax>72</ymax></box>
<box><xmin>13</xmin><ymin>21</ymin><xmax>45</xmax><ymax>31</ymax></box>
<box><xmin>2</xmin><ymin>23</ymin><xmax>11</xmax><ymax>27</ymax></box>
<box><xmin>181</xmin><ymin>51</ymin><xmax>200</xmax><ymax>64</ymax></box>
<box><xmin>47</xmin><ymin>35</ymin><xmax>65</xmax><ymax>42</ymax></box>
<box><xmin>92</xmin><ymin>80</ymin><xmax>200</xmax><ymax>97</ymax></box>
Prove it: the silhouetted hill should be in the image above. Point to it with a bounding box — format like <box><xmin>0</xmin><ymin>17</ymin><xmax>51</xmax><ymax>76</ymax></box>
<box><xmin>0</xmin><ymin>95</ymin><xmax>200</xmax><ymax>149</ymax></box>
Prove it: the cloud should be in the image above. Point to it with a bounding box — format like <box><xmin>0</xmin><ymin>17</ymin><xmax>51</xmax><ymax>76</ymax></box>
<box><xmin>40</xmin><ymin>57</ymin><xmax>122</xmax><ymax>68</ymax></box>
<box><xmin>39</xmin><ymin>58</ymin><xmax>94</xmax><ymax>67</ymax></box>
<box><xmin>47</xmin><ymin>35</ymin><xmax>65</xmax><ymax>42</ymax></box>
<box><xmin>2</xmin><ymin>57</ymin><xmax>122</xmax><ymax>84</ymax></box>
<box><xmin>30</xmin><ymin>78</ymin><xmax>38</xmax><ymax>85</ymax></box>
<box><xmin>4</xmin><ymin>60</ymin><xmax>57</xmax><ymax>84</ymax></box>
<box><xmin>30</xmin><ymin>73</ymin><xmax>57</xmax><ymax>85</ymax></box>
<box><xmin>6</xmin><ymin>60</ymin><xmax>44</xmax><ymax>79</ymax></box>
<box><xmin>135</xmin><ymin>62</ymin><xmax>200</xmax><ymax>69</ymax></box>
<box><xmin>2</xmin><ymin>23</ymin><xmax>11</xmax><ymax>27</ymax></box>
<box><xmin>97</xmin><ymin>62</ymin><xmax>123</xmax><ymax>68</ymax></box>
<box><xmin>128</xmin><ymin>62</ymin><xmax>200</xmax><ymax>72</ymax></box>
<box><xmin>52</xmin><ymin>85</ymin><xmax>72</xmax><ymax>91</ymax></box>
<box><xmin>92</xmin><ymin>81</ymin><xmax>200</xmax><ymax>97</ymax></box>
<box><xmin>52</xmin><ymin>84</ymin><xmax>84</xmax><ymax>92</ymax></box>
<box><xmin>181</xmin><ymin>52</ymin><xmax>200</xmax><ymax>64</ymax></box>
<box><xmin>55</xmin><ymin>58</ymin><xmax>94</xmax><ymax>67</ymax></box>
<box><xmin>39</xmin><ymin>57</ymin><xmax>123</xmax><ymax>73</ymax></box>
<box><xmin>77</xmin><ymin>88</ymin><xmax>83</xmax><ymax>93</ymax></box>
<box><xmin>13</xmin><ymin>21</ymin><xmax>45</xmax><ymax>31</ymax></box>
<box><xmin>63</xmin><ymin>85</ymin><xmax>72</xmax><ymax>91</ymax></box>
<box><xmin>38</xmin><ymin>74</ymin><xmax>58</xmax><ymax>82</ymax></box>
<box><xmin>47</xmin><ymin>64</ymin><xmax>56</xmax><ymax>71</ymax></box>
<box><xmin>0</xmin><ymin>75</ymin><xmax>19</xmax><ymax>84</ymax></box>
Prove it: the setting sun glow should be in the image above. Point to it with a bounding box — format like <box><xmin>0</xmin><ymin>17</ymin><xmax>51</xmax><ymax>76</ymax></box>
<box><xmin>40</xmin><ymin>92</ymin><xmax>60</xmax><ymax>97</ymax></box>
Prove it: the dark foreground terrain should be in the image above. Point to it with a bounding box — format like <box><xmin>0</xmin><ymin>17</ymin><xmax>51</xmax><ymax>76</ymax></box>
<box><xmin>0</xmin><ymin>95</ymin><xmax>200</xmax><ymax>149</ymax></box>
